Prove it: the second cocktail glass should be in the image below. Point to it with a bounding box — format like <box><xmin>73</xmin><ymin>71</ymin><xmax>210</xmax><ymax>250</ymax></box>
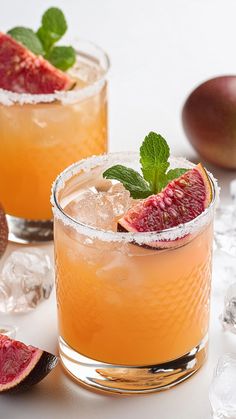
<box><xmin>0</xmin><ymin>40</ymin><xmax>109</xmax><ymax>243</ymax></box>
<box><xmin>52</xmin><ymin>152</ymin><xmax>217</xmax><ymax>394</ymax></box>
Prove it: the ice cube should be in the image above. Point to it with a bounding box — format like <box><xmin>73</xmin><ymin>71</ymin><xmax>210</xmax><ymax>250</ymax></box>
<box><xmin>212</xmin><ymin>249</ymin><xmax>236</xmax><ymax>296</ymax></box>
<box><xmin>95</xmin><ymin>179</ymin><xmax>113</xmax><ymax>193</ymax></box>
<box><xmin>106</xmin><ymin>183</ymin><xmax>131</xmax><ymax>217</ymax></box>
<box><xmin>230</xmin><ymin>179</ymin><xmax>236</xmax><ymax>202</ymax></box>
<box><xmin>0</xmin><ymin>324</ymin><xmax>17</xmax><ymax>338</ymax></box>
<box><xmin>70</xmin><ymin>61</ymin><xmax>103</xmax><ymax>85</ymax></box>
<box><xmin>0</xmin><ymin>248</ymin><xmax>54</xmax><ymax>313</ymax></box>
<box><xmin>67</xmin><ymin>190</ymin><xmax>115</xmax><ymax>230</ymax></box>
<box><xmin>221</xmin><ymin>282</ymin><xmax>236</xmax><ymax>334</ymax></box>
<box><xmin>66</xmin><ymin>183</ymin><xmax>132</xmax><ymax>231</ymax></box>
<box><xmin>209</xmin><ymin>353</ymin><xmax>236</xmax><ymax>419</ymax></box>
<box><xmin>214</xmin><ymin>205</ymin><xmax>236</xmax><ymax>257</ymax></box>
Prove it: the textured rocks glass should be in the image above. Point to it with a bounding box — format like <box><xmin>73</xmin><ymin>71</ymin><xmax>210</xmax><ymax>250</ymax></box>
<box><xmin>52</xmin><ymin>152</ymin><xmax>217</xmax><ymax>394</ymax></box>
<box><xmin>0</xmin><ymin>40</ymin><xmax>109</xmax><ymax>243</ymax></box>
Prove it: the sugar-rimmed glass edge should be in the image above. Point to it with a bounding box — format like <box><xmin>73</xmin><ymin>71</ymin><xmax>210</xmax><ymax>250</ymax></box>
<box><xmin>0</xmin><ymin>39</ymin><xmax>110</xmax><ymax>106</ymax></box>
<box><xmin>51</xmin><ymin>152</ymin><xmax>219</xmax><ymax>245</ymax></box>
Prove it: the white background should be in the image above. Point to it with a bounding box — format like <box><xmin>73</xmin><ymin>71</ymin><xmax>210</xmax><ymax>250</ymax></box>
<box><xmin>1</xmin><ymin>1</ymin><xmax>236</xmax><ymax>418</ymax></box>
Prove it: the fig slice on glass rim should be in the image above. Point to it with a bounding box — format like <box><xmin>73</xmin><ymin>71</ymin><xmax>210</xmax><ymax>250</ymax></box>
<box><xmin>117</xmin><ymin>164</ymin><xmax>212</xmax><ymax>249</ymax></box>
<box><xmin>0</xmin><ymin>33</ymin><xmax>74</xmax><ymax>94</ymax></box>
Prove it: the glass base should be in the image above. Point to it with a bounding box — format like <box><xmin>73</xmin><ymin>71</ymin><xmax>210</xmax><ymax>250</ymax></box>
<box><xmin>59</xmin><ymin>335</ymin><xmax>208</xmax><ymax>395</ymax></box>
<box><xmin>7</xmin><ymin>215</ymin><xmax>53</xmax><ymax>244</ymax></box>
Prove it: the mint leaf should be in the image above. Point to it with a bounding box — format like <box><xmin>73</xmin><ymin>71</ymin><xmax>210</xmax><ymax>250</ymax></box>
<box><xmin>7</xmin><ymin>27</ymin><xmax>44</xmax><ymax>55</ymax></box>
<box><xmin>166</xmin><ymin>168</ymin><xmax>188</xmax><ymax>182</ymax></box>
<box><xmin>103</xmin><ymin>132</ymin><xmax>191</xmax><ymax>200</ymax></box>
<box><xmin>140</xmin><ymin>132</ymin><xmax>170</xmax><ymax>194</ymax></box>
<box><xmin>46</xmin><ymin>46</ymin><xmax>76</xmax><ymax>71</ymax></box>
<box><xmin>37</xmin><ymin>8</ymin><xmax>67</xmax><ymax>53</ymax></box>
<box><xmin>103</xmin><ymin>165</ymin><xmax>151</xmax><ymax>199</ymax></box>
<box><xmin>42</xmin><ymin>7</ymin><xmax>67</xmax><ymax>38</ymax></box>
<box><xmin>37</xmin><ymin>27</ymin><xmax>56</xmax><ymax>52</ymax></box>
<box><xmin>7</xmin><ymin>8</ymin><xmax>75</xmax><ymax>72</ymax></box>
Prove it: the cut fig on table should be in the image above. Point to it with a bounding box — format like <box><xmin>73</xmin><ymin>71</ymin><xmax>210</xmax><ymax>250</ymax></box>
<box><xmin>0</xmin><ymin>335</ymin><xmax>58</xmax><ymax>393</ymax></box>
<box><xmin>0</xmin><ymin>33</ymin><xmax>73</xmax><ymax>94</ymax></box>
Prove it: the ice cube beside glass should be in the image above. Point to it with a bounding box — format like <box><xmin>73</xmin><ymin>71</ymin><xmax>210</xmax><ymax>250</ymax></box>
<box><xmin>0</xmin><ymin>248</ymin><xmax>54</xmax><ymax>313</ymax></box>
<box><xmin>230</xmin><ymin>179</ymin><xmax>236</xmax><ymax>202</ymax></box>
<box><xmin>209</xmin><ymin>353</ymin><xmax>236</xmax><ymax>419</ymax></box>
<box><xmin>212</xmin><ymin>180</ymin><xmax>236</xmax><ymax>295</ymax></box>
<box><xmin>221</xmin><ymin>283</ymin><xmax>236</xmax><ymax>334</ymax></box>
<box><xmin>214</xmin><ymin>205</ymin><xmax>236</xmax><ymax>258</ymax></box>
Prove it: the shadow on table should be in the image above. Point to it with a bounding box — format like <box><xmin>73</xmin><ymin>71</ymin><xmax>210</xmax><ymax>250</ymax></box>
<box><xmin>1</xmin><ymin>363</ymin><xmax>150</xmax><ymax>418</ymax></box>
<box><xmin>1</xmin><ymin>360</ymin><xmax>213</xmax><ymax>419</ymax></box>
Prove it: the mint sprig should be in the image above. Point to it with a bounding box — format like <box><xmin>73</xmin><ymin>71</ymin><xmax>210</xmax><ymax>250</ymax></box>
<box><xmin>103</xmin><ymin>132</ymin><xmax>188</xmax><ymax>199</ymax></box>
<box><xmin>7</xmin><ymin>7</ymin><xmax>76</xmax><ymax>72</ymax></box>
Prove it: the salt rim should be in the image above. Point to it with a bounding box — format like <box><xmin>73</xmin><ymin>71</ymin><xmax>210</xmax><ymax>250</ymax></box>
<box><xmin>0</xmin><ymin>80</ymin><xmax>106</xmax><ymax>106</ymax></box>
<box><xmin>51</xmin><ymin>152</ymin><xmax>219</xmax><ymax>244</ymax></box>
<box><xmin>0</xmin><ymin>39</ymin><xmax>110</xmax><ymax>106</ymax></box>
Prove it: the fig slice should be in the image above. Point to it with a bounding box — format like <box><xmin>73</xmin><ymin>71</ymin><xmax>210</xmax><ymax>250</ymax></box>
<box><xmin>0</xmin><ymin>334</ymin><xmax>58</xmax><ymax>393</ymax></box>
<box><xmin>0</xmin><ymin>204</ymin><xmax>8</xmax><ymax>258</ymax></box>
<box><xmin>0</xmin><ymin>33</ymin><xmax>73</xmax><ymax>94</ymax></box>
<box><xmin>118</xmin><ymin>164</ymin><xmax>212</xmax><ymax>247</ymax></box>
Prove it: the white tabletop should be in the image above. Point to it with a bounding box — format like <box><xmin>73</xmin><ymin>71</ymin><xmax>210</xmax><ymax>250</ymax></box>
<box><xmin>1</xmin><ymin>1</ymin><xmax>236</xmax><ymax>418</ymax></box>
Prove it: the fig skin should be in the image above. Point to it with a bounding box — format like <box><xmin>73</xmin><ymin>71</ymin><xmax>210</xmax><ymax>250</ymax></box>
<box><xmin>0</xmin><ymin>350</ymin><xmax>58</xmax><ymax>393</ymax></box>
<box><xmin>0</xmin><ymin>204</ymin><xmax>8</xmax><ymax>258</ymax></box>
<box><xmin>0</xmin><ymin>334</ymin><xmax>58</xmax><ymax>393</ymax></box>
<box><xmin>182</xmin><ymin>75</ymin><xmax>236</xmax><ymax>169</ymax></box>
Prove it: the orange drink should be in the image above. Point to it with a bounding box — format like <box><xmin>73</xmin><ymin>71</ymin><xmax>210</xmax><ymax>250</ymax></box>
<box><xmin>52</xmin><ymin>153</ymin><xmax>217</xmax><ymax>394</ymax></box>
<box><xmin>0</xmin><ymin>41</ymin><xmax>109</xmax><ymax>243</ymax></box>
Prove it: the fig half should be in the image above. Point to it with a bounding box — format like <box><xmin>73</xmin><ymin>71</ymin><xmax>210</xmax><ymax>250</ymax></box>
<box><xmin>0</xmin><ymin>334</ymin><xmax>58</xmax><ymax>393</ymax></box>
<box><xmin>182</xmin><ymin>75</ymin><xmax>236</xmax><ymax>169</ymax></box>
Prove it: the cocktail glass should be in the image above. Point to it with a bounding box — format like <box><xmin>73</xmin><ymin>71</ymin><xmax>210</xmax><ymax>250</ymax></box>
<box><xmin>0</xmin><ymin>40</ymin><xmax>109</xmax><ymax>243</ymax></box>
<box><xmin>52</xmin><ymin>152</ymin><xmax>217</xmax><ymax>395</ymax></box>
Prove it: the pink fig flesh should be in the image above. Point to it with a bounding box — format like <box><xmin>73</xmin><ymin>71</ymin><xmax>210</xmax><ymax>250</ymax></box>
<box><xmin>0</xmin><ymin>32</ymin><xmax>73</xmax><ymax>94</ymax></box>
<box><xmin>118</xmin><ymin>164</ymin><xmax>212</xmax><ymax>248</ymax></box>
<box><xmin>0</xmin><ymin>334</ymin><xmax>58</xmax><ymax>393</ymax></box>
